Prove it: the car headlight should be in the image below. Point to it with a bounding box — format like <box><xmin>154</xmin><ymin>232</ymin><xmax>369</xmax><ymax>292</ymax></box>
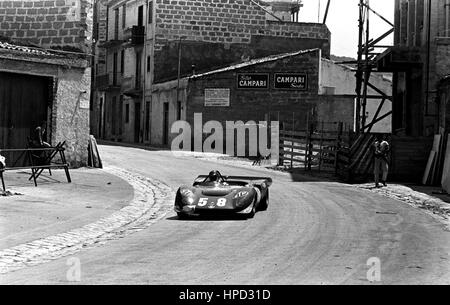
<box><xmin>234</xmin><ymin>190</ymin><xmax>253</xmax><ymax>208</ymax></box>
<box><xmin>180</xmin><ymin>189</ymin><xmax>195</xmax><ymax>205</ymax></box>
<box><xmin>233</xmin><ymin>191</ymin><xmax>249</xmax><ymax>199</ymax></box>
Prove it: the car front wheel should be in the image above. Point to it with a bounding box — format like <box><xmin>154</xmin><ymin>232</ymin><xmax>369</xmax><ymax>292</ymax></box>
<box><xmin>258</xmin><ymin>190</ymin><xmax>269</xmax><ymax>211</ymax></box>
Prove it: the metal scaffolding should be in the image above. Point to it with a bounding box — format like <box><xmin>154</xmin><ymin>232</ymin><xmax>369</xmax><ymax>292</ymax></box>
<box><xmin>355</xmin><ymin>0</ymin><xmax>394</xmax><ymax>134</ymax></box>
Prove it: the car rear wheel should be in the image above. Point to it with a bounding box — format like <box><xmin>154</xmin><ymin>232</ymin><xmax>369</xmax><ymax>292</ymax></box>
<box><xmin>258</xmin><ymin>190</ymin><xmax>269</xmax><ymax>211</ymax></box>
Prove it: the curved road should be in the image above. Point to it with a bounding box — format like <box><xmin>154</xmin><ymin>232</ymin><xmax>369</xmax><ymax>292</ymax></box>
<box><xmin>1</xmin><ymin>145</ymin><xmax>450</xmax><ymax>284</ymax></box>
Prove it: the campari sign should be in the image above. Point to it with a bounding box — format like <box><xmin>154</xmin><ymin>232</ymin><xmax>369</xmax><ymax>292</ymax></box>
<box><xmin>274</xmin><ymin>73</ymin><xmax>308</xmax><ymax>90</ymax></box>
<box><xmin>237</xmin><ymin>73</ymin><xmax>269</xmax><ymax>90</ymax></box>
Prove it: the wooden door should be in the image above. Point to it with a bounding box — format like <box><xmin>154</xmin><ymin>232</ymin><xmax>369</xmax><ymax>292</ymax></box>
<box><xmin>0</xmin><ymin>72</ymin><xmax>50</xmax><ymax>164</ymax></box>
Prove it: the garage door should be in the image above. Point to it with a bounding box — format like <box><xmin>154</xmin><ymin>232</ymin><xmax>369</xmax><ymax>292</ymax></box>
<box><xmin>0</xmin><ymin>72</ymin><xmax>51</xmax><ymax>164</ymax></box>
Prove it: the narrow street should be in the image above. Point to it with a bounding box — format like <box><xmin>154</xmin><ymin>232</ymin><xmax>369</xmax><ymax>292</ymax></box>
<box><xmin>1</xmin><ymin>144</ymin><xmax>449</xmax><ymax>285</ymax></box>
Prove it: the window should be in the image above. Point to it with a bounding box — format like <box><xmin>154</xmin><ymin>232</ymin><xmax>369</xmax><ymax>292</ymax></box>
<box><xmin>114</xmin><ymin>8</ymin><xmax>119</xmax><ymax>40</ymax></box>
<box><xmin>125</xmin><ymin>103</ymin><xmax>130</xmax><ymax>123</ymax></box>
<box><xmin>135</xmin><ymin>51</ymin><xmax>142</xmax><ymax>89</ymax></box>
<box><xmin>106</xmin><ymin>5</ymin><xmax>109</xmax><ymax>41</ymax></box>
<box><xmin>148</xmin><ymin>1</ymin><xmax>153</xmax><ymax>24</ymax></box>
<box><xmin>145</xmin><ymin>101</ymin><xmax>151</xmax><ymax>141</ymax></box>
<box><xmin>122</xmin><ymin>4</ymin><xmax>126</xmax><ymax>29</ymax></box>
<box><xmin>138</xmin><ymin>5</ymin><xmax>143</xmax><ymax>27</ymax></box>
<box><xmin>94</xmin><ymin>21</ymin><xmax>99</xmax><ymax>41</ymax></box>
<box><xmin>120</xmin><ymin>50</ymin><xmax>125</xmax><ymax>75</ymax></box>
<box><xmin>113</xmin><ymin>52</ymin><xmax>118</xmax><ymax>85</ymax></box>
<box><xmin>163</xmin><ymin>102</ymin><xmax>169</xmax><ymax>145</ymax></box>
<box><xmin>112</xmin><ymin>96</ymin><xmax>117</xmax><ymax>136</ymax></box>
<box><xmin>119</xmin><ymin>95</ymin><xmax>123</xmax><ymax>135</ymax></box>
<box><xmin>147</xmin><ymin>56</ymin><xmax>151</xmax><ymax>72</ymax></box>
<box><xmin>177</xmin><ymin>101</ymin><xmax>182</xmax><ymax>120</ymax></box>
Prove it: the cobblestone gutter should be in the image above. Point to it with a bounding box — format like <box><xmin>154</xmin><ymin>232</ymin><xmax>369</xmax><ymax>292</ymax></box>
<box><xmin>0</xmin><ymin>166</ymin><xmax>174</xmax><ymax>274</ymax></box>
<box><xmin>357</xmin><ymin>184</ymin><xmax>450</xmax><ymax>229</ymax></box>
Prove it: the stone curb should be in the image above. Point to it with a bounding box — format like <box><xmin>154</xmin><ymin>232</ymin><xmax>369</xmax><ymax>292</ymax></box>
<box><xmin>0</xmin><ymin>166</ymin><xmax>174</xmax><ymax>274</ymax></box>
<box><xmin>356</xmin><ymin>184</ymin><xmax>450</xmax><ymax>229</ymax></box>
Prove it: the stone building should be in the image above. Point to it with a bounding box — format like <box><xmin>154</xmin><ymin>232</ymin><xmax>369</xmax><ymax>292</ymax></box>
<box><xmin>151</xmin><ymin>49</ymin><xmax>392</xmax><ymax>148</ymax></box>
<box><xmin>372</xmin><ymin>0</ymin><xmax>450</xmax><ymax>181</ymax></box>
<box><xmin>0</xmin><ymin>0</ymin><xmax>93</xmax><ymax>167</ymax></box>
<box><xmin>377</xmin><ymin>0</ymin><xmax>450</xmax><ymax>136</ymax></box>
<box><xmin>91</xmin><ymin>0</ymin><xmax>331</xmax><ymax>144</ymax></box>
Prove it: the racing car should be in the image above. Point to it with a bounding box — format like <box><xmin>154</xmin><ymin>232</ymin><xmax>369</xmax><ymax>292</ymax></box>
<box><xmin>174</xmin><ymin>170</ymin><xmax>272</xmax><ymax>219</ymax></box>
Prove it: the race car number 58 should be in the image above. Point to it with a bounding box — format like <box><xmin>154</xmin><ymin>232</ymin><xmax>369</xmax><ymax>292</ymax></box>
<box><xmin>198</xmin><ymin>198</ymin><xmax>226</xmax><ymax>207</ymax></box>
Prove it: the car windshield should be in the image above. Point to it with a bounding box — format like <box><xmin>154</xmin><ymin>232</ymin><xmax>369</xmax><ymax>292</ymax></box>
<box><xmin>202</xmin><ymin>171</ymin><xmax>226</xmax><ymax>184</ymax></box>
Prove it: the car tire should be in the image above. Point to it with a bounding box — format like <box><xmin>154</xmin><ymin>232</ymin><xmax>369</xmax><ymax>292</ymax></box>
<box><xmin>247</xmin><ymin>204</ymin><xmax>256</xmax><ymax>219</ymax></box>
<box><xmin>258</xmin><ymin>190</ymin><xmax>269</xmax><ymax>211</ymax></box>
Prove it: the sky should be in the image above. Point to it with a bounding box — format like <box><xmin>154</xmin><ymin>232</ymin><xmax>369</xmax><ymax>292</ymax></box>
<box><xmin>297</xmin><ymin>0</ymin><xmax>395</xmax><ymax>57</ymax></box>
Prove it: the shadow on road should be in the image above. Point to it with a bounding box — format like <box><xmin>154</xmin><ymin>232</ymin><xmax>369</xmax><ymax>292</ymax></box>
<box><xmin>166</xmin><ymin>214</ymin><xmax>253</xmax><ymax>222</ymax></box>
<box><xmin>274</xmin><ymin>167</ymin><xmax>343</xmax><ymax>183</ymax></box>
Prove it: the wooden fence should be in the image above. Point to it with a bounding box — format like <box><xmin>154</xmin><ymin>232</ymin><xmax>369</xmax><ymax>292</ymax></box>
<box><xmin>279</xmin><ymin>122</ymin><xmax>351</xmax><ymax>173</ymax></box>
<box><xmin>278</xmin><ymin>121</ymin><xmax>389</xmax><ymax>182</ymax></box>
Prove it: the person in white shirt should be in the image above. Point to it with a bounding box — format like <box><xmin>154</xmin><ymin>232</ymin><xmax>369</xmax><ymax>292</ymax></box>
<box><xmin>373</xmin><ymin>135</ymin><xmax>390</xmax><ymax>188</ymax></box>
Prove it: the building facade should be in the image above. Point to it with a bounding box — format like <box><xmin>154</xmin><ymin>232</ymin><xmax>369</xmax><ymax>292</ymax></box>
<box><xmin>150</xmin><ymin>49</ymin><xmax>392</xmax><ymax>149</ymax></box>
<box><xmin>374</xmin><ymin>0</ymin><xmax>450</xmax><ymax>181</ymax></box>
<box><xmin>0</xmin><ymin>0</ymin><xmax>93</xmax><ymax>167</ymax></box>
<box><xmin>91</xmin><ymin>0</ymin><xmax>331</xmax><ymax>145</ymax></box>
<box><xmin>379</xmin><ymin>0</ymin><xmax>450</xmax><ymax>136</ymax></box>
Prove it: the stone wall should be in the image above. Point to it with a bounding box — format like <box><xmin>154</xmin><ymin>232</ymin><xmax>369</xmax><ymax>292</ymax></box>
<box><xmin>153</xmin><ymin>0</ymin><xmax>330</xmax><ymax>82</ymax></box>
<box><xmin>0</xmin><ymin>0</ymin><xmax>93</xmax><ymax>52</ymax></box>
<box><xmin>391</xmin><ymin>135</ymin><xmax>434</xmax><ymax>182</ymax></box>
<box><xmin>185</xmin><ymin>49</ymin><xmax>321</xmax><ymax>129</ymax></box>
<box><xmin>149</xmin><ymin>49</ymin><xmax>321</xmax><ymax>147</ymax></box>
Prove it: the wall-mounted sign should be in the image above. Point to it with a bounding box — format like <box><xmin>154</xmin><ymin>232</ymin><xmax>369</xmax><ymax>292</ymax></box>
<box><xmin>237</xmin><ymin>73</ymin><xmax>269</xmax><ymax>90</ymax></box>
<box><xmin>204</xmin><ymin>88</ymin><xmax>230</xmax><ymax>107</ymax></box>
<box><xmin>274</xmin><ymin>73</ymin><xmax>308</xmax><ymax>90</ymax></box>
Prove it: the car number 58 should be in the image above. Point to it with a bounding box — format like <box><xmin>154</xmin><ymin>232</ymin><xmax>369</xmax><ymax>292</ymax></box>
<box><xmin>217</xmin><ymin>198</ymin><xmax>226</xmax><ymax>207</ymax></box>
<box><xmin>198</xmin><ymin>198</ymin><xmax>208</xmax><ymax>206</ymax></box>
<box><xmin>198</xmin><ymin>198</ymin><xmax>226</xmax><ymax>207</ymax></box>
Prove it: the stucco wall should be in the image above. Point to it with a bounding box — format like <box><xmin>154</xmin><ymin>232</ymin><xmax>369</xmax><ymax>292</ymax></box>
<box><xmin>0</xmin><ymin>53</ymin><xmax>91</xmax><ymax>167</ymax></box>
<box><xmin>320</xmin><ymin>59</ymin><xmax>393</xmax><ymax>133</ymax></box>
<box><xmin>53</xmin><ymin>67</ymin><xmax>91</xmax><ymax>166</ymax></box>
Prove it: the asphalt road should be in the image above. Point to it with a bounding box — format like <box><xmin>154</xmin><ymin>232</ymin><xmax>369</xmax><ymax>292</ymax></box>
<box><xmin>1</xmin><ymin>145</ymin><xmax>450</xmax><ymax>284</ymax></box>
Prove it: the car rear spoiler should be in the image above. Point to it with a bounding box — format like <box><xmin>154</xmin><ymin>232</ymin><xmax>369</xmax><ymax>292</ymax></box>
<box><xmin>194</xmin><ymin>175</ymin><xmax>272</xmax><ymax>186</ymax></box>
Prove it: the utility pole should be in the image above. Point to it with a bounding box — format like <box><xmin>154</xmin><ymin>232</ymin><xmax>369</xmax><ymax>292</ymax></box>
<box><xmin>141</xmin><ymin>0</ymin><xmax>149</xmax><ymax>144</ymax></box>
<box><xmin>176</xmin><ymin>36</ymin><xmax>187</xmax><ymax>109</ymax></box>
<box><xmin>322</xmin><ymin>0</ymin><xmax>331</xmax><ymax>24</ymax></box>
<box><xmin>355</xmin><ymin>0</ymin><xmax>364</xmax><ymax>134</ymax></box>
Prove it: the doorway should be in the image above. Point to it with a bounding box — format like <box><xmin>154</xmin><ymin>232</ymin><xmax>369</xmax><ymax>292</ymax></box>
<box><xmin>138</xmin><ymin>5</ymin><xmax>144</xmax><ymax>27</ymax></box>
<box><xmin>134</xmin><ymin>102</ymin><xmax>141</xmax><ymax>143</ymax></box>
<box><xmin>0</xmin><ymin>72</ymin><xmax>52</xmax><ymax>164</ymax></box>
<box><xmin>0</xmin><ymin>72</ymin><xmax>51</xmax><ymax>149</ymax></box>
<box><xmin>163</xmin><ymin>102</ymin><xmax>169</xmax><ymax>146</ymax></box>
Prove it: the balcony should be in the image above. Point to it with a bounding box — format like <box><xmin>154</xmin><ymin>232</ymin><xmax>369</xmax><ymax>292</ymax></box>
<box><xmin>95</xmin><ymin>73</ymin><xmax>123</xmax><ymax>91</ymax></box>
<box><xmin>122</xmin><ymin>75</ymin><xmax>143</xmax><ymax>97</ymax></box>
<box><xmin>97</xmin><ymin>39</ymin><xmax>124</xmax><ymax>49</ymax></box>
<box><xmin>95</xmin><ymin>74</ymin><xmax>109</xmax><ymax>90</ymax></box>
<box><xmin>124</xmin><ymin>25</ymin><xmax>145</xmax><ymax>46</ymax></box>
<box><xmin>375</xmin><ymin>46</ymin><xmax>422</xmax><ymax>72</ymax></box>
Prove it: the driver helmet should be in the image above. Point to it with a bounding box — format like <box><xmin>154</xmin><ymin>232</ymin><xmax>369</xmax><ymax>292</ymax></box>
<box><xmin>208</xmin><ymin>170</ymin><xmax>220</xmax><ymax>182</ymax></box>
